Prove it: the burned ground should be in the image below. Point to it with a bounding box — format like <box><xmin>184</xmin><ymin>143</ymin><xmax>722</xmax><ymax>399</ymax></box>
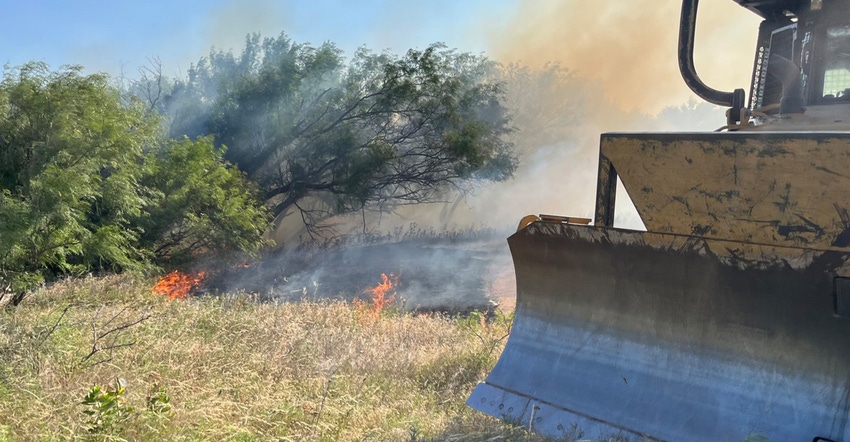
<box><xmin>204</xmin><ymin>233</ymin><xmax>516</xmax><ymax>315</ymax></box>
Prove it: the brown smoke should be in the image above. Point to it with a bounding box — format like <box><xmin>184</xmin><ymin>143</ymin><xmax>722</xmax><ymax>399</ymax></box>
<box><xmin>489</xmin><ymin>0</ymin><xmax>761</xmax><ymax>113</ymax></box>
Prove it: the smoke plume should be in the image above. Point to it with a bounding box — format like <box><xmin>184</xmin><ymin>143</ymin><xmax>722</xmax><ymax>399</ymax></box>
<box><xmin>190</xmin><ymin>0</ymin><xmax>766</xmax><ymax>308</ymax></box>
<box><xmin>488</xmin><ymin>0</ymin><xmax>760</xmax><ymax>114</ymax></box>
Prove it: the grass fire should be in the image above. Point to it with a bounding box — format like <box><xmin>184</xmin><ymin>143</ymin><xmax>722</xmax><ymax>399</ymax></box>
<box><xmin>0</xmin><ymin>1</ymin><xmax>748</xmax><ymax>440</ymax></box>
<box><xmin>0</xmin><ymin>26</ymin><xmax>602</xmax><ymax>441</ymax></box>
<box><xmin>151</xmin><ymin>270</ymin><xmax>207</xmax><ymax>300</ymax></box>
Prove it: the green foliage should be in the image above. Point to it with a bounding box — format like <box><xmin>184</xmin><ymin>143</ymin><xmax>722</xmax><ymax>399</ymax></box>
<box><xmin>160</xmin><ymin>34</ymin><xmax>516</xmax><ymax>234</ymax></box>
<box><xmin>81</xmin><ymin>378</ymin><xmax>133</xmax><ymax>434</ymax></box>
<box><xmin>456</xmin><ymin>309</ymin><xmax>514</xmax><ymax>337</ymax></box>
<box><xmin>0</xmin><ymin>424</ymin><xmax>11</xmax><ymax>442</ymax></box>
<box><xmin>81</xmin><ymin>379</ymin><xmax>174</xmax><ymax>437</ymax></box>
<box><xmin>0</xmin><ymin>63</ymin><xmax>159</xmax><ymax>298</ymax></box>
<box><xmin>138</xmin><ymin>136</ymin><xmax>270</xmax><ymax>264</ymax></box>
<box><xmin>146</xmin><ymin>385</ymin><xmax>172</xmax><ymax>416</ymax></box>
<box><xmin>0</xmin><ymin>63</ymin><xmax>271</xmax><ymax>303</ymax></box>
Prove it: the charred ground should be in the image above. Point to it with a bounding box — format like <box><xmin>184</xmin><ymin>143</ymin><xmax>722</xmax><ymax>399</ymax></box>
<box><xmin>203</xmin><ymin>228</ymin><xmax>516</xmax><ymax>315</ymax></box>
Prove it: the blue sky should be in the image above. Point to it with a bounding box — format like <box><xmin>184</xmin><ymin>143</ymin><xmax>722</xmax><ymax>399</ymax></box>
<box><xmin>0</xmin><ymin>0</ymin><xmax>759</xmax><ymax>113</ymax></box>
<box><xmin>0</xmin><ymin>0</ymin><xmax>516</xmax><ymax>76</ymax></box>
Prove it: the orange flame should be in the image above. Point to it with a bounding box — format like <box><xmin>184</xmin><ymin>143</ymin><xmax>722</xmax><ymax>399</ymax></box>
<box><xmin>355</xmin><ymin>273</ymin><xmax>399</xmax><ymax>320</ymax></box>
<box><xmin>151</xmin><ymin>270</ymin><xmax>206</xmax><ymax>300</ymax></box>
<box><xmin>368</xmin><ymin>273</ymin><xmax>397</xmax><ymax>311</ymax></box>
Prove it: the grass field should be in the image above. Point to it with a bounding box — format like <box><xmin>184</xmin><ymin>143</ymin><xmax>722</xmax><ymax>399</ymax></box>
<box><xmin>0</xmin><ymin>274</ymin><xmax>556</xmax><ymax>441</ymax></box>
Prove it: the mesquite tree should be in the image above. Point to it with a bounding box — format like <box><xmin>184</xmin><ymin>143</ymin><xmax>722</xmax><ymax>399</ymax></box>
<box><xmin>160</xmin><ymin>34</ymin><xmax>516</xmax><ymax>236</ymax></box>
<box><xmin>0</xmin><ymin>63</ymin><xmax>268</xmax><ymax>306</ymax></box>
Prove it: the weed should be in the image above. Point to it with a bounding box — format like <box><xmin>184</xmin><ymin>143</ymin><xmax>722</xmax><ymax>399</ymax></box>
<box><xmin>146</xmin><ymin>384</ymin><xmax>172</xmax><ymax>416</ymax></box>
<box><xmin>456</xmin><ymin>309</ymin><xmax>513</xmax><ymax>360</ymax></box>
<box><xmin>409</xmin><ymin>421</ymin><xmax>421</xmax><ymax>441</ymax></box>
<box><xmin>81</xmin><ymin>378</ymin><xmax>133</xmax><ymax>434</ymax></box>
<box><xmin>0</xmin><ymin>425</ymin><xmax>11</xmax><ymax>442</ymax></box>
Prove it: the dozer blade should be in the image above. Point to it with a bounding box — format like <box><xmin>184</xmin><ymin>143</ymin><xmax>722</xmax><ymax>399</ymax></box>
<box><xmin>468</xmin><ymin>221</ymin><xmax>850</xmax><ymax>441</ymax></box>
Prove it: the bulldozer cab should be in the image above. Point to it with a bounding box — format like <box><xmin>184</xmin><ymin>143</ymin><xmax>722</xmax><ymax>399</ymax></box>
<box><xmin>468</xmin><ymin>1</ymin><xmax>850</xmax><ymax>441</ymax></box>
<box><xmin>702</xmin><ymin>0</ymin><xmax>850</xmax><ymax>127</ymax></box>
<box><xmin>742</xmin><ymin>0</ymin><xmax>850</xmax><ymax>106</ymax></box>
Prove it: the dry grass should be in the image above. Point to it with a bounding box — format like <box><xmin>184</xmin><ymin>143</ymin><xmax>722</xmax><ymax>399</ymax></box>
<box><xmin>0</xmin><ymin>274</ymin><xmax>552</xmax><ymax>441</ymax></box>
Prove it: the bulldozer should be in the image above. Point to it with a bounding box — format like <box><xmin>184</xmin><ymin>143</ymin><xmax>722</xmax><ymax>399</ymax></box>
<box><xmin>467</xmin><ymin>0</ymin><xmax>850</xmax><ymax>440</ymax></box>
